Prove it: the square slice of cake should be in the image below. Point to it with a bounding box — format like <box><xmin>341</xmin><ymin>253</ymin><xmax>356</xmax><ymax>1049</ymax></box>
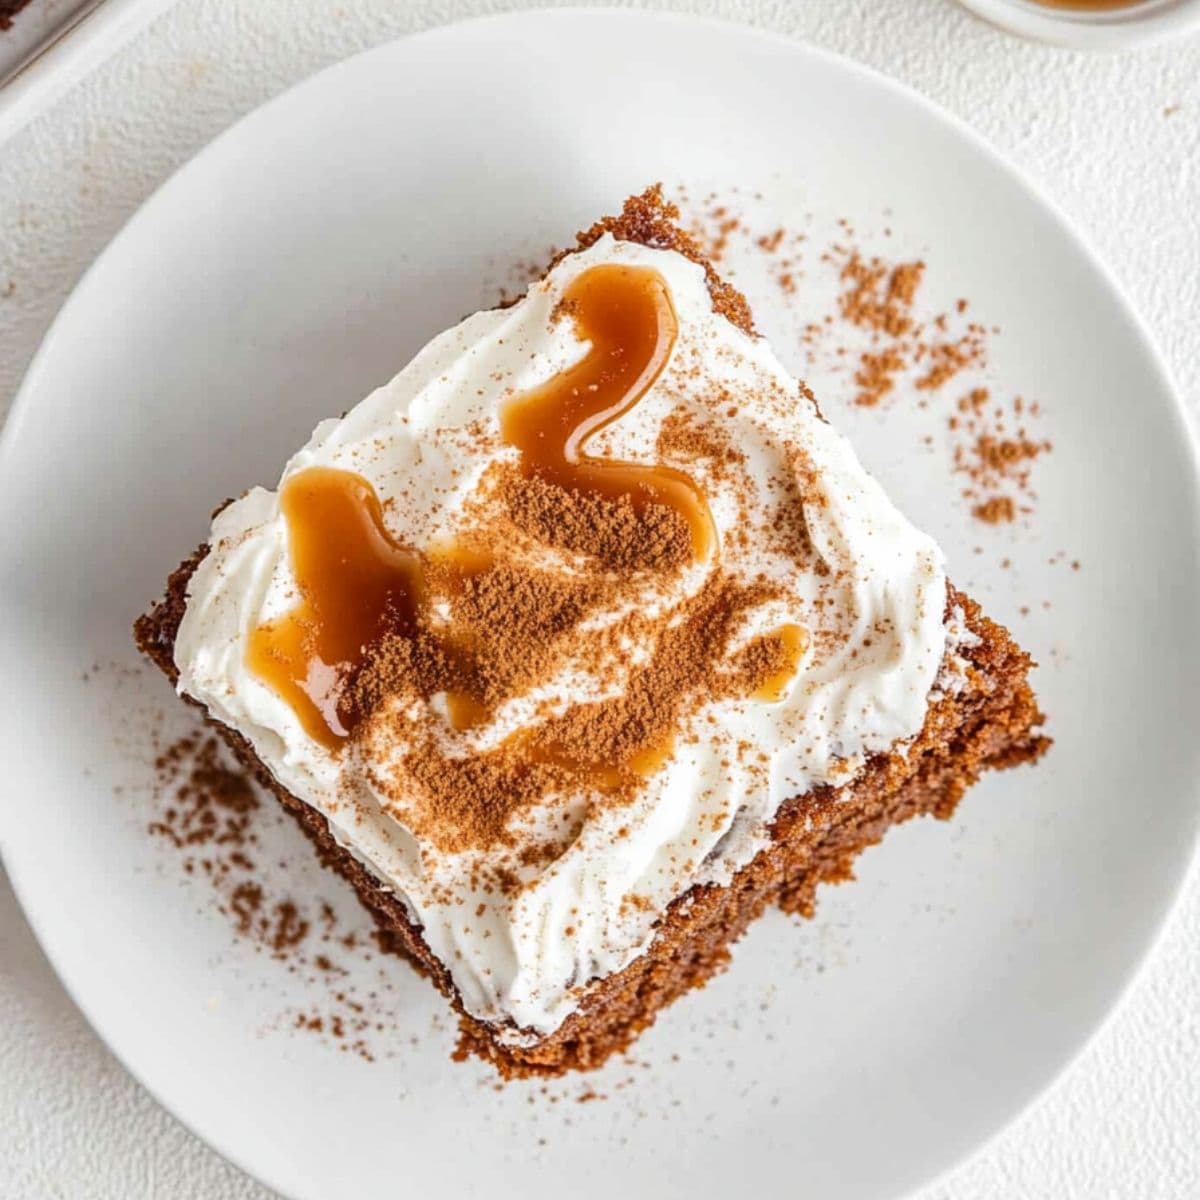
<box><xmin>135</xmin><ymin>187</ymin><xmax>1048</xmax><ymax>1077</ymax></box>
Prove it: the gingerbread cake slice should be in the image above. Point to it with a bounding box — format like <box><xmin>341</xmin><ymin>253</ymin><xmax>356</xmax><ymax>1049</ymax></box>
<box><xmin>135</xmin><ymin>187</ymin><xmax>1048</xmax><ymax>1077</ymax></box>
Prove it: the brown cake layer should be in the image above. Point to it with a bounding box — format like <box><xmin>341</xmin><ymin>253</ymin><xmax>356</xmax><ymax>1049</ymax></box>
<box><xmin>133</xmin><ymin>189</ymin><xmax>1048</xmax><ymax>1077</ymax></box>
<box><xmin>136</xmin><ymin>554</ymin><xmax>1045</xmax><ymax>1076</ymax></box>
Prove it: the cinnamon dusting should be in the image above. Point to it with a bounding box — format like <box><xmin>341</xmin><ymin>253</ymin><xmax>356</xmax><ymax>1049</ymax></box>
<box><xmin>830</xmin><ymin>248</ymin><xmax>985</xmax><ymax>407</ymax></box>
<box><xmin>531</xmin><ymin>576</ymin><xmax>785</xmax><ymax>774</ymax></box>
<box><xmin>839</xmin><ymin>253</ymin><xmax>924</xmax><ymax>339</ymax></box>
<box><xmin>355</xmin><ymin>569</ymin><xmax>802</xmax><ymax>858</ymax></box>
<box><xmin>365</xmin><ymin>732</ymin><xmax>575</xmax><ymax>856</ymax></box>
<box><xmin>951</xmin><ymin>389</ymin><xmax>1052</xmax><ymax>521</ymax></box>
<box><xmin>655</xmin><ymin>407</ymin><xmax>747</xmax><ymax>488</ymax></box>
<box><xmin>972</xmin><ymin>496</ymin><xmax>1016</xmax><ymax>525</ymax></box>
<box><xmin>502</xmin><ymin>472</ymin><xmax>691</xmax><ymax>572</ymax></box>
<box><xmin>145</xmin><ymin>727</ymin><xmax>403</xmax><ymax>1062</ymax></box>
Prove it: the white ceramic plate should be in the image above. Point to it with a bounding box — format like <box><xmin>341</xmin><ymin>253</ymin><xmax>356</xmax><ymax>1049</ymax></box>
<box><xmin>2</xmin><ymin>11</ymin><xmax>1198</xmax><ymax>1200</ymax></box>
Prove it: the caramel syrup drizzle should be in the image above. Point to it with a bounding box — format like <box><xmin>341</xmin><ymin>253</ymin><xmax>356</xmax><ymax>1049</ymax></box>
<box><xmin>500</xmin><ymin>263</ymin><xmax>715</xmax><ymax>561</ymax></box>
<box><xmin>248</xmin><ymin>264</ymin><xmax>796</xmax><ymax>757</ymax></box>
<box><xmin>246</xmin><ymin>468</ymin><xmax>426</xmax><ymax>746</ymax></box>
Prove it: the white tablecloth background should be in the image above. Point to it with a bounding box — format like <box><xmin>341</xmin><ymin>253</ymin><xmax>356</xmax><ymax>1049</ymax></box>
<box><xmin>1</xmin><ymin>1</ymin><xmax>1197</xmax><ymax>1196</ymax></box>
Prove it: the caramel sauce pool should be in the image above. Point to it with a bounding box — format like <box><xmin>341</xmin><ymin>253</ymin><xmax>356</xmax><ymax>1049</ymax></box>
<box><xmin>246</xmin><ymin>468</ymin><xmax>426</xmax><ymax>747</ymax></box>
<box><xmin>248</xmin><ymin>264</ymin><xmax>797</xmax><ymax>761</ymax></box>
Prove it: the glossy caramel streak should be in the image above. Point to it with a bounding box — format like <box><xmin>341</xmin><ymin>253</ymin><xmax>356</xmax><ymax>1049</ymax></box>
<box><xmin>500</xmin><ymin>263</ymin><xmax>716</xmax><ymax>561</ymax></box>
<box><xmin>247</xmin><ymin>467</ymin><xmax>425</xmax><ymax>749</ymax></box>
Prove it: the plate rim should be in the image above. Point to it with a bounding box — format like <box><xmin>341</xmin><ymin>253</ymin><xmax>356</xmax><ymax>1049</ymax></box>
<box><xmin>2</xmin><ymin>8</ymin><xmax>1199</xmax><ymax>1199</ymax></box>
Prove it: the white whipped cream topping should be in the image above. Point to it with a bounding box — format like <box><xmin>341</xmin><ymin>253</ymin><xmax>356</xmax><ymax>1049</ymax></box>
<box><xmin>174</xmin><ymin>236</ymin><xmax>948</xmax><ymax>1040</ymax></box>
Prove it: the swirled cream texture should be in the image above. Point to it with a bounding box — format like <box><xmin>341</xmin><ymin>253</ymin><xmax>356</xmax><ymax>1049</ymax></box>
<box><xmin>174</xmin><ymin>236</ymin><xmax>948</xmax><ymax>1040</ymax></box>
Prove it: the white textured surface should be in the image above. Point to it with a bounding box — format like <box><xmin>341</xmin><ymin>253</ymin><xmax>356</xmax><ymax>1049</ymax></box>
<box><xmin>0</xmin><ymin>1</ymin><xmax>1197</xmax><ymax>1197</ymax></box>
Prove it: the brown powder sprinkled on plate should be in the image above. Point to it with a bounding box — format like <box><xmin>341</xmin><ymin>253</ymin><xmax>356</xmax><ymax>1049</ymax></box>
<box><xmin>972</xmin><ymin>496</ymin><xmax>1016</xmax><ymax>525</ymax></box>
<box><xmin>145</xmin><ymin>727</ymin><xmax>403</xmax><ymax>1061</ymax></box>
<box><xmin>823</xmin><ymin>246</ymin><xmax>986</xmax><ymax>407</ymax></box>
<box><xmin>950</xmin><ymin>388</ymin><xmax>1052</xmax><ymax>521</ymax></box>
<box><xmin>838</xmin><ymin>252</ymin><xmax>924</xmax><ymax>339</ymax></box>
<box><xmin>671</xmin><ymin>185</ymin><xmax>1052</xmax><ymax>530</ymax></box>
<box><xmin>149</xmin><ymin>733</ymin><xmax>258</xmax><ymax>876</ymax></box>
